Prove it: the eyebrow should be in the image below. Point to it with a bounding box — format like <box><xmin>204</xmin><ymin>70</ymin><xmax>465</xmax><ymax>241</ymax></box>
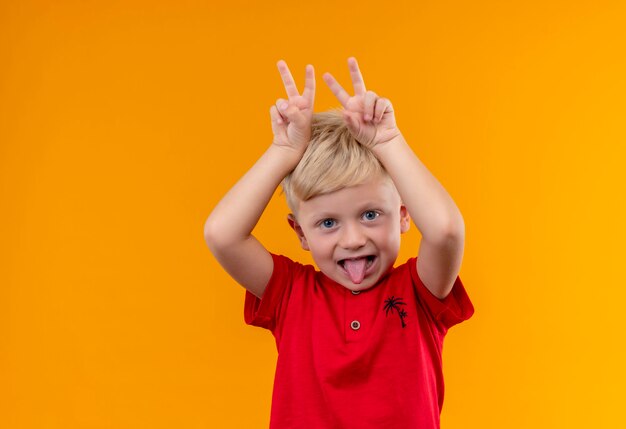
<box><xmin>307</xmin><ymin>212</ymin><xmax>338</xmax><ymax>223</ymax></box>
<box><xmin>308</xmin><ymin>202</ymin><xmax>386</xmax><ymax>221</ymax></box>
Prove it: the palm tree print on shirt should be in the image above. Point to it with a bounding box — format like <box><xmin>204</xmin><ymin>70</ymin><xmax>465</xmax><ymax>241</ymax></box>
<box><xmin>383</xmin><ymin>296</ymin><xmax>408</xmax><ymax>328</ymax></box>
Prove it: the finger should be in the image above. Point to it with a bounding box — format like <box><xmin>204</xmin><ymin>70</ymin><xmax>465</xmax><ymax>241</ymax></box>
<box><xmin>270</xmin><ymin>105</ymin><xmax>284</xmax><ymax>126</ymax></box>
<box><xmin>347</xmin><ymin>57</ymin><xmax>366</xmax><ymax>96</ymax></box>
<box><xmin>374</xmin><ymin>97</ymin><xmax>391</xmax><ymax>123</ymax></box>
<box><xmin>293</xmin><ymin>96</ymin><xmax>311</xmax><ymax>111</ymax></box>
<box><xmin>275</xmin><ymin>98</ymin><xmax>289</xmax><ymax>122</ymax></box>
<box><xmin>342</xmin><ymin>110</ymin><xmax>362</xmax><ymax>139</ymax></box>
<box><xmin>280</xmin><ymin>102</ymin><xmax>308</xmax><ymax>129</ymax></box>
<box><xmin>364</xmin><ymin>91</ymin><xmax>377</xmax><ymax>121</ymax></box>
<box><xmin>323</xmin><ymin>72</ymin><xmax>350</xmax><ymax>108</ymax></box>
<box><xmin>302</xmin><ymin>64</ymin><xmax>316</xmax><ymax>106</ymax></box>
<box><xmin>277</xmin><ymin>60</ymin><xmax>300</xmax><ymax>99</ymax></box>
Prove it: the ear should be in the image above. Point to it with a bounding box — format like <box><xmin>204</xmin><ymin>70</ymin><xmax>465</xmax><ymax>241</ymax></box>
<box><xmin>399</xmin><ymin>204</ymin><xmax>411</xmax><ymax>234</ymax></box>
<box><xmin>287</xmin><ymin>214</ymin><xmax>310</xmax><ymax>251</ymax></box>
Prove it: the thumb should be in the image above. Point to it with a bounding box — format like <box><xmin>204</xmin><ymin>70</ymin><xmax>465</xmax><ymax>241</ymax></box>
<box><xmin>343</xmin><ymin>110</ymin><xmax>361</xmax><ymax>137</ymax></box>
<box><xmin>280</xmin><ymin>101</ymin><xmax>308</xmax><ymax>128</ymax></box>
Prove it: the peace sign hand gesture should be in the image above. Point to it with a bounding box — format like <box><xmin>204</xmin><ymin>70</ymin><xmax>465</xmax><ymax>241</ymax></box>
<box><xmin>323</xmin><ymin>57</ymin><xmax>401</xmax><ymax>149</ymax></box>
<box><xmin>270</xmin><ymin>60</ymin><xmax>315</xmax><ymax>155</ymax></box>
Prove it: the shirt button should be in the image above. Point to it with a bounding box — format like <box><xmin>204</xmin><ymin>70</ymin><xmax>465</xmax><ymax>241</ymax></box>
<box><xmin>351</xmin><ymin>290</ymin><xmax>361</xmax><ymax>295</ymax></box>
<box><xmin>350</xmin><ymin>320</ymin><xmax>361</xmax><ymax>331</ymax></box>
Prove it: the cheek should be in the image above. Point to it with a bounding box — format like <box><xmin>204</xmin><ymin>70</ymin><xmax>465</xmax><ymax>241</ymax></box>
<box><xmin>379</xmin><ymin>222</ymin><xmax>402</xmax><ymax>249</ymax></box>
<box><xmin>306</xmin><ymin>233</ymin><xmax>333</xmax><ymax>255</ymax></box>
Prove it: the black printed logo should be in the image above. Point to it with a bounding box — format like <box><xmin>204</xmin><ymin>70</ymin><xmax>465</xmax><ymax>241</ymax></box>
<box><xmin>383</xmin><ymin>296</ymin><xmax>408</xmax><ymax>328</ymax></box>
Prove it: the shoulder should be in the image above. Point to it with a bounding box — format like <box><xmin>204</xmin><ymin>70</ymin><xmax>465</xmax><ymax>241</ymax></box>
<box><xmin>408</xmin><ymin>256</ymin><xmax>474</xmax><ymax>330</ymax></box>
<box><xmin>383</xmin><ymin>258</ymin><xmax>417</xmax><ymax>284</ymax></box>
<box><xmin>244</xmin><ymin>254</ymin><xmax>318</xmax><ymax>332</ymax></box>
<box><xmin>271</xmin><ymin>254</ymin><xmax>318</xmax><ymax>281</ymax></box>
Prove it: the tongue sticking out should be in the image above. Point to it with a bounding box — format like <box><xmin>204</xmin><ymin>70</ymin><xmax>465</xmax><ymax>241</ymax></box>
<box><xmin>343</xmin><ymin>258</ymin><xmax>368</xmax><ymax>284</ymax></box>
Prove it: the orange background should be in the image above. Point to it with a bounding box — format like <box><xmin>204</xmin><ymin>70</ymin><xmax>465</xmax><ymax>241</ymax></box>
<box><xmin>2</xmin><ymin>0</ymin><xmax>625</xmax><ymax>427</ymax></box>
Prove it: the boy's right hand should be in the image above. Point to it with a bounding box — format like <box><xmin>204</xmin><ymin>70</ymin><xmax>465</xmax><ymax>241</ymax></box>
<box><xmin>270</xmin><ymin>60</ymin><xmax>315</xmax><ymax>155</ymax></box>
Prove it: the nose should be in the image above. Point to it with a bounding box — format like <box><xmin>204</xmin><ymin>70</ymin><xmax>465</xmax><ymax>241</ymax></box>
<box><xmin>338</xmin><ymin>222</ymin><xmax>367</xmax><ymax>250</ymax></box>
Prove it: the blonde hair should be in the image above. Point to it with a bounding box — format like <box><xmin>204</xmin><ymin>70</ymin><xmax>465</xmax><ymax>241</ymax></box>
<box><xmin>282</xmin><ymin>109</ymin><xmax>389</xmax><ymax>213</ymax></box>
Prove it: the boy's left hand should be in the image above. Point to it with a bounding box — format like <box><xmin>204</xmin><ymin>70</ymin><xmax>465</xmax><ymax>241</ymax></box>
<box><xmin>323</xmin><ymin>57</ymin><xmax>401</xmax><ymax>149</ymax></box>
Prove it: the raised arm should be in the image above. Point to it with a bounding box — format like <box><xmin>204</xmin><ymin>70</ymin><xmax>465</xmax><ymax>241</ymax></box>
<box><xmin>322</xmin><ymin>57</ymin><xmax>464</xmax><ymax>299</ymax></box>
<box><xmin>204</xmin><ymin>60</ymin><xmax>315</xmax><ymax>299</ymax></box>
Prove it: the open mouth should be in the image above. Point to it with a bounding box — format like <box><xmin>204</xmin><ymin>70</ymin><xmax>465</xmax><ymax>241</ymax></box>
<box><xmin>338</xmin><ymin>255</ymin><xmax>376</xmax><ymax>284</ymax></box>
<box><xmin>338</xmin><ymin>255</ymin><xmax>376</xmax><ymax>267</ymax></box>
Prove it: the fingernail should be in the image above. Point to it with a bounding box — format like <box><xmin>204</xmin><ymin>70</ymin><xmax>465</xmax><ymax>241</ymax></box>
<box><xmin>280</xmin><ymin>102</ymin><xmax>288</xmax><ymax>110</ymax></box>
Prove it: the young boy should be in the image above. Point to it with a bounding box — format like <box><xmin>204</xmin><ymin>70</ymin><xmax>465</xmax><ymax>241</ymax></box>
<box><xmin>204</xmin><ymin>57</ymin><xmax>474</xmax><ymax>428</ymax></box>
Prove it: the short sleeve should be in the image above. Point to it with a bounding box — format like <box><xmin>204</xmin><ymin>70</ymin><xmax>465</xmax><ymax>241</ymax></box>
<box><xmin>244</xmin><ymin>253</ymin><xmax>293</xmax><ymax>332</ymax></box>
<box><xmin>408</xmin><ymin>257</ymin><xmax>474</xmax><ymax>332</ymax></box>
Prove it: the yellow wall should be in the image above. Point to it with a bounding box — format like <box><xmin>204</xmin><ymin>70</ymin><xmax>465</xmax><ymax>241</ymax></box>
<box><xmin>2</xmin><ymin>0</ymin><xmax>625</xmax><ymax>427</ymax></box>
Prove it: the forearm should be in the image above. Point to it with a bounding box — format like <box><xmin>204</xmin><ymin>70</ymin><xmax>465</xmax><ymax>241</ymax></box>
<box><xmin>372</xmin><ymin>133</ymin><xmax>464</xmax><ymax>242</ymax></box>
<box><xmin>204</xmin><ymin>144</ymin><xmax>302</xmax><ymax>249</ymax></box>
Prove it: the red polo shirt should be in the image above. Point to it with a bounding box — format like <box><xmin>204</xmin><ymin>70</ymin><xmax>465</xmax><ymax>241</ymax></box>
<box><xmin>245</xmin><ymin>253</ymin><xmax>473</xmax><ymax>429</ymax></box>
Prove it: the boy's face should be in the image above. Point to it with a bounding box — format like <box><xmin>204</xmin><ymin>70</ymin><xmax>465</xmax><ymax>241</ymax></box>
<box><xmin>288</xmin><ymin>177</ymin><xmax>410</xmax><ymax>292</ymax></box>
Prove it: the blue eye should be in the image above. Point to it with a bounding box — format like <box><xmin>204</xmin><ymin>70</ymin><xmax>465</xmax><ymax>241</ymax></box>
<box><xmin>321</xmin><ymin>219</ymin><xmax>336</xmax><ymax>229</ymax></box>
<box><xmin>363</xmin><ymin>210</ymin><xmax>379</xmax><ymax>221</ymax></box>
